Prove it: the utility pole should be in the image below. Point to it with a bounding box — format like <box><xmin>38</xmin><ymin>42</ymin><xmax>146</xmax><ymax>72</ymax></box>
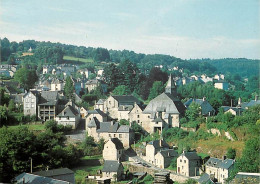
<box><xmin>30</xmin><ymin>157</ymin><xmax>32</xmax><ymax>173</ymax></box>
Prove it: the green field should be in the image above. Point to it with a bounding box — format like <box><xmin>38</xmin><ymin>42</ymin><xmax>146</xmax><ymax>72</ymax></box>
<box><xmin>63</xmin><ymin>55</ymin><xmax>94</xmax><ymax>63</ymax></box>
<box><xmin>7</xmin><ymin>124</ymin><xmax>45</xmax><ymax>131</ymax></box>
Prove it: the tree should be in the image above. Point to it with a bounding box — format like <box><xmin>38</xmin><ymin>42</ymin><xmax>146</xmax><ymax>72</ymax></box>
<box><xmin>112</xmin><ymin>85</ymin><xmax>131</xmax><ymax>95</ymax></box>
<box><xmin>14</xmin><ymin>68</ymin><xmax>38</xmax><ymax>90</ymax></box>
<box><xmin>148</xmin><ymin>81</ymin><xmax>164</xmax><ymax>101</ymax></box>
<box><xmin>226</xmin><ymin>148</ymin><xmax>236</xmax><ymax>159</ymax></box>
<box><xmin>185</xmin><ymin>102</ymin><xmax>201</xmax><ymax>121</ymax></box>
<box><xmin>64</xmin><ymin>77</ymin><xmax>74</xmax><ymax>100</ymax></box>
<box><xmin>8</xmin><ymin>99</ymin><xmax>15</xmax><ymax>112</ymax></box>
<box><xmin>0</xmin><ymin>106</ymin><xmax>8</xmax><ymax>126</ymax></box>
<box><xmin>237</xmin><ymin>137</ymin><xmax>259</xmax><ymax>172</ymax></box>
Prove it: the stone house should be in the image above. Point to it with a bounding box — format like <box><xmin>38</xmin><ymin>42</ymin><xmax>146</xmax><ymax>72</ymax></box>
<box><xmin>141</xmin><ymin>75</ymin><xmax>186</xmax><ymax>133</ymax></box>
<box><xmin>85</xmin><ymin>79</ymin><xmax>107</xmax><ymax>93</ymax></box>
<box><xmin>128</xmin><ymin>103</ymin><xmax>144</xmax><ymax>125</ymax></box>
<box><xmin>177</xmin><ymin>151</ymin><xmax>201</xmax><ymax>177</ymax></box>
<box><xmin>145</xmin><ymin>140</ymin><xmax>169</xmax><ymax>164</ymax></box>
<box><xmin>37</xmin><ymin>91</ymin><xmax>59</xmax><ymax>121</ymax></box>
<box><xmin>103</xmin><ymin>138</ymin><xmax>124</xmax><ymax>161</ymax></box>
<box><xmin>154</xmin><ymin>149</ymin><xmax>178</xmax><ymax>169</ymax></box>
<box><xmin>103</xmin><ymin>95</ymin><xmax>141</xmax><ymax>120</ymax></box>
<box><xmin>102</xmin><ymin>160</ymin><xmax>124</xmax><ymax>181</ymax></box>
<box><xmin>78</xmin><ymin>68</ymin><xmax>91</xmax><ymax>78</ymax></box>
<box><xmin>42</xmin><ymin>65</ymin><xmax>54</xmax><ymax>74</ymax></box>
<box><xmin>221</xmin><ymin>106</ymin><xmax>244</xmax><ymax>116</ymax></box>
<box><xmin>205</xmin><ymin>157</ymin><xmax>235</xmax><ymax>183</ymax></box>
<box><xmin>80</xmin><ymin>107</ymin><xmax>88</xmax><ymax>118</ymax></box>
<box><xmin>87</xmin><ymin>118</ymin><xmax>134</xmax><ymax>148</ymax></box>
<box><xmin>184</xmin><ymin>97</ymin><xmax>215</xmax><ymax>116</ymax></box>
<box><xmin>23</xmin><ymin>90</ymin><xmax>40</xmax><ymax>116</ymax></box>
<box><xmin>55</xmin><ymin>101</ymin><xmax>80</xmax><ymax>129</ymax></box>
<box><xmin>95</xmin><ymin>99</ymin><xmax>105</xmax><ymax>111</ymax></box>
<box><xmin>85</xmin><ymin>109</ymin><xmax>108</xmax><ymax>128</ymax></box>
<box><xmin>51</xmin><ymin>78</ymin><xmax>64</xmax><ymax>91</ymax></box>
<box><xmin>214</xmin><ymin>80</ymin><xmax>229</xmax><ymax>91</ymax></box>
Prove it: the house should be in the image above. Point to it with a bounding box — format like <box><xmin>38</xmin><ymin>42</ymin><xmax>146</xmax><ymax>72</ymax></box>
<box><xmin>87</xmin><ymin>118</ymin><xmax>134</xmax><ymax>148</ymax></box>
<box><xmin>244</xmin><ymin>95</ymin><xmax>260</xmax><ymax>109</ymax></box>
<box><xmin>221</xmin><ymin>106</ymin><xmax>244</xmax><ymax>116</ymax></box>
<box><xmin>205</xmin><ymin>157</ymin><xmax>235</xmax><ymax>183</ymax></box>
<box><xmin>145</xmin><ymin>140</ymin><xmax>169</xmax><ymax>164</ymax></box>
<box><xmin>78</xmin><ymin>68</ymin><xmax>91</xmax><ymax>78</ymax></box>
<box><xmin>141</xmin><ymin>75</ymin><xmax>186</xmax><ymax>133</ymax></box>
<box><xmin>177</xmin><ymin>151</ymin><xmax>201</xmax><ymax>177</ymax></box>
<box><xmin>103</xmin><ymin>95</ymin><xmax>141</xmax><ymax>120</ymax></box>
<box><xmin>33</xmin><ymin>168</ymin><xmax>75</xmax><ymax>184</ymax></box>
<box><xmin>85</xmin><ymin>79</ymin><xmax>107</xmax><ymax>93</ymax></box>
<box><xmin>103</xmin><ymin>138</ymin><xmax>124</xmax><ymax>161</ymax></box>
<box><xmin>14</xmin><ymin>173</ymin><xmax>71</xmax><ymax>184</ymax></box>
<box><xmin>214</xmin><ymin>80</ymin><xmax>229</xmax><ymax>91</ymax></box>
<box><xmin>102</xmin><ymin>160</ymin><xmax>124</xmax><ymax>181</ymax></box>
<box><xmin>214</xmin><ymin>74</ymin><xmax>225</xmax><ymax>80</ymax></box>
<box><xmin>51</xmin><ymin>78</ymin><xmax>64</xmax><ymax>91</ymax></box>
<box><xmin>184</xmin><ymin>97</ymin><xmax>215</xmax><ymax>116</ymax></box>
<box><xmin>128</xmin><ymin>103</ymin><xmax>144</xmax><ymax>125</ymax></box>
<box><xmin>85</xmin><ymin>109</ymin><xmax>108</xmax><ymax>127</ymax></box>
<box><xmin>37</xmin><ymin>91</ymin><xmax>59</xmax><ymax>121</ymax></box>
<box><xmin>154</xmin><ymin>149</ymin><xmax>178</xmax><ymax>169</ymax></box>
<box><xmin>80</xmin><ymin>107</ymin><xmax>88</xmax><ymax>118</ymax></box>
<box><xmin>23</xmin><ymin>90</ymin><xmax>40</xmax><ymax>116</ymax></box>
<box><xmin>42</xmin><ymin>65</ymin><xmax>54</xmax><ymax>74</ymax></box>
<box><xmin>95</xmin><ymin>99</ymin><xmax>105</xmax><ymax>111</ymax></box>
<box><xmin>55</xmin><ymin>101</ymin><xmax>80</xmax><ymax>129</ymax></box>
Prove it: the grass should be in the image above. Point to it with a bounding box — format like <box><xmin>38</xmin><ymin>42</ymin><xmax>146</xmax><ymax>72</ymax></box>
<box><xmin>63</xmin><ymin>55</ymin><xmax>94</xmax><ymax>63</ymax></box>
<box><xmin>166</xmin><ymin>165</ymin><xmax>177</xmax><ymax>171</ymax></box>
<box><xmin>71</xmin><ymin>155</ymin><xmax>102</xmax><ymax>184</ymax></box>
<box><xmin>7</xmin><ymin>124</ymin><xmax>45</xmax><ymax>131</ymax></box>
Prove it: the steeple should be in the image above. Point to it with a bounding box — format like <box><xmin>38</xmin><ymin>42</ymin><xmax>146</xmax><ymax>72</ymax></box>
<box><xmin>165</xmin><ymin>74</ymin><xmax>176</xmax><ymax>95</ymax></box>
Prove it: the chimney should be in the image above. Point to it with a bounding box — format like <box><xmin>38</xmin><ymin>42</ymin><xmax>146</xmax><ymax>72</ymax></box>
<box><xmin>111</xmin><ymin>121</ymin><xmax>114</xmax><ymax>126</ymax></box>
<box><xmin>159</xmin><ymin>140</ymin><xmax>162</xmax><ymax>147</ymax></box>
<box><xmin>203</xmin><ymin>97</ymin><xmax>206</xmax><ymax>101</ymax></box>
<box><xmin>223</xmin><ymin>155</ymin><xmax>227</xmax><ymax>160</ymax></box>
<box><xmin>238</xmin><ymin>97</ymin><xmax>241</xmax><ymax>105</ymax></box>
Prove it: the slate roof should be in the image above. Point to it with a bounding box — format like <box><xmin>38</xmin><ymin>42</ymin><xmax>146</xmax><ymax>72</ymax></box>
<box><xmin>206</xmin><ymin>158</ymin><xmax>234</xmax><ymax>169</ymax></box>
<box><xmin>147</xmin><ymin>140</ymin><xmax>169</xmax><ymax>149</ymax></box>
<box><xmin>97</xmin><ymin>122</ymin><xmax>119</xmax><ymax>133</ymax></box>
<box><xmin>112</xmin><ymin>95</ymin><xmax>140</xmax><ymax>103</ymax></box>
<box><xmin>87</xmin><ymin>117</ymin><xmax>100</xmax><ymax>128</ymax></box>
<box><xmin>184</xmin><ymin>98</ymin><xmax>215</xmax><ymax>115</ymax></box>
<box><xmin>157</xmin><ymin>149</ymin><xmax>178</xmax><ymax>158</ymax></box>
<box><xmin>221</xmin><ymin>106</ymin><xmax>244</xmax><ymax>114</ymax></box>
<box><xmin>15</xmin><ymin>173</ymin><xmax>70</xmax><ymax>184</ymax></box>
<box><xmin>96</xmin><ymin>99</ymin><xmax>105</xmax><ymax>105</ymax></box>
<box><xmin>245</xmin><ymin>99</ymin><xmax>260</xmax><ymax>108</ymax></box>
<box><xmin>143</xmin><ymin>93</ymin><xmax>186</xmax><ymax>115</ymax></box>
<box><xmin>57</xmin><ymin>105</ymin><xmax>79</xmax><ymax>117</ymax></box>
<box><xmin>182</xmin><ymin>152</ymin><xmax>201</xmax><ymax>160</ymax></box>
<box><xmin>87</xmin><ymin>109</ymin><xmax>107</xmax><ymax>117</ymax></box>
<box><xmin>117</xmin><ymin>125</ymin><xmax>131</xmax><ymax>133</ymax></box>
<box><xmin>197</xmin><ymin>173</ymin><xmax>214</xmax><ymax>184</ymax></box>
<box><xmin>110</xmin><ymin>138</ymin><xmax>124</xmax><ymax>150</ymax></box>
<box><xmin>102</xmin><ymin>160</ymin><xmax>123</xmax><ymax>172</ymax></box>
<box><xmin>33</xmin><ymin>168</ymin><xmax>74</xmax><ymax>177</ymax></box>
<box><xmin>41</xmin><ymin>91</ymin><xmax>59</xmax><ymax>101</ymax></box>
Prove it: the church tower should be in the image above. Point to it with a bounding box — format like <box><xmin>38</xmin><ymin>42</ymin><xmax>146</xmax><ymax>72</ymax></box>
<box><xmin>165</xmin><ymin>74</ymin><xmax>177</xmax><ymax>95</ymax></box>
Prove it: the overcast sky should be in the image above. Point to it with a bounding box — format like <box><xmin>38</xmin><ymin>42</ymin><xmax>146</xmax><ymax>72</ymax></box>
<box><xmin>0</xmin><ymin>0</ymin><xmax>259</xmax><ymax>59</ymax></box>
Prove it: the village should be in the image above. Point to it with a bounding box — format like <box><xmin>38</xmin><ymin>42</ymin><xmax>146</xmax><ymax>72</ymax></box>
<box><xmin>1</xmin><ymin>58</ymin><xmax>259</xmax><ymax>184</ymax></box>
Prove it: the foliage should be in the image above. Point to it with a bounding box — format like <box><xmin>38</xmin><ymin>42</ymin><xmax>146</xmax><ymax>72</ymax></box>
<box><xmin>170</xmin><ymin>157</ymin><xmax>177</xmax><ymax>169</ymax></box>
<box><xmin>64</xmin><ymin>76</ymin><xmax>74</xmax><ymax>100</ymax></box>
<box><xmin>14</xmin><ymin>68</ymin><xmax>38</xmax><ymax>90</ymax></box>
<box><xmin>148</xmin><ymin>81</ymin><xmax>165</xmax><ymax>101</ymax></box>
<box><xmin>185</xmin><ymin>102</ymin><xmax>201</xmax><ymax>121</ymax></box>
<box><xmin>8</xmin><ymin>99</ymin><xmax>15</xmax><ymax>111</ymax></box>
<box><xmin>226</xmin><ymin>148</ymin><xmax>236</xmax><ymax>159</ymax></box>
<box><xmin>112</xmin><ymin>85</ymin><xmax>131</xmax><ymax>95</ymax></box>
<box><xmin>44</xmin><ymin>120</ymin><xmax>72</xmax><ymax>134</ymax></box>
<box><xmin>119</xmin><ymin>119</ymin><xmax>130</xmax><ymax>125</ymax></box>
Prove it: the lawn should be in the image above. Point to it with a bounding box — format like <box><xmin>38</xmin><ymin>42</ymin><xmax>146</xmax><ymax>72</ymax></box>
<box><xmin>71</xmin><ymin>155</ymin><xmax>102</xmax><ymax>184</ymax></box>
<box><xmin>63</xmin><ymin>55</ymin><xmax>94</xmax><ymax>63</ymax></box>
<box><xmin>7</xmin><ymin>123</ymin><xmax>45</xmax><ymax>131</ymax></box>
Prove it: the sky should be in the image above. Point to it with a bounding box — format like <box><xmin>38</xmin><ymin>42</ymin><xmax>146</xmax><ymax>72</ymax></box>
<box><xmin>0</xmin><ymin>0</ymin><xmax>259</xmax><ymax>59</ymax></box>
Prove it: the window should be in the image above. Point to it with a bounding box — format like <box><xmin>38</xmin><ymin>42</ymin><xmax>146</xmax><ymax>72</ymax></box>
<box><xmin>119</xmin><ymin>134</ymin><xmax>122</xmax><ymax>138</ymax></box>
<box><xmin>114</xmin><ymin>134</ymin><xmax>116</xmax><ymax>137</ymax></box>
<box><xmin>109</xmin><ymin>134</ymin><xmax>111</xmax><ymax>137</ymax></box>
<box><xmin>67</xmin><ymin>116</ymin><xmax>69</xmax><ymax>120</ymax></box>
<box><xmin>148</xmin><ymin>115</ymin><xmax>150</xmax><ymax>118</ymax></box>
<box><xmin>31</xmin><ymin>99</ymin><xmax>34</xmax><ymax>102</ymax></box>
<box><xmin>31</xmin><ymin>104</ymin><xmax>34</xmax><ymax>108</ymax></box>
<box><xmin>137</xmin><ymin>115</ymin><xmax>139</xmax><ymax>118</ymax></box>
<box><xmin>59</xmin><ymin>117</ymin><xmax>61</xmax><ymax>120</ymax></box>
<box><xmin>118</xmin><ymin>151</ymin><xmax>121</xmax><ymax>154</ymax></box>
<box><xmin>184</xmin><ymin>160</ymin><xmax>186</xmax><ymax>163</ymax></box>
<box><xmin>109</xmin><ymin>101</ymin><xmax>111</xmax><ymax>104</ymax></box>
<box><xmin>137</xmin><ymin>120</ymin><xmax>140</xmax><ymax>123</ymax></box>
<box><xmin>182</xmin><ymin>166</ymin><xmax>184</xmax><ymax>169</ymax></box>
<box><xmin>180</xmin><ymin>159</ymin><xmax>182</xmax><ymax>162</ymax></box>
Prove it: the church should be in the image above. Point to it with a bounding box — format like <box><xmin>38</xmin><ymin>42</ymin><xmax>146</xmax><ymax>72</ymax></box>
<box><xmin>135</xmin><ymin>74</ymin><xmax>186</xmax><ymax>133</ymax></box>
